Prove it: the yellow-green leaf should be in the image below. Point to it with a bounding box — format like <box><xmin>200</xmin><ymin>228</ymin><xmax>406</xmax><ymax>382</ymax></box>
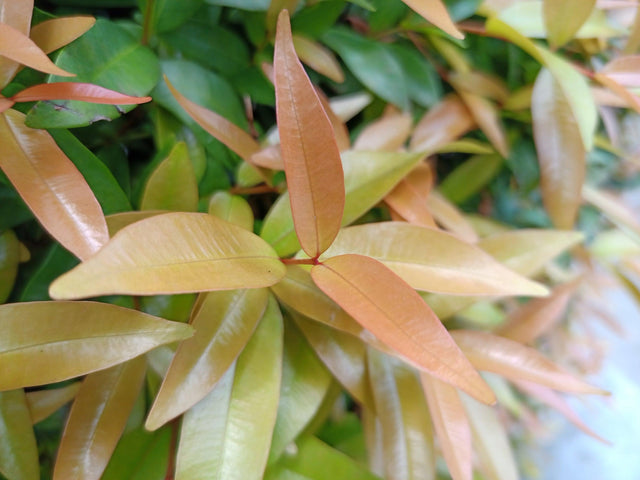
<box><xmin>49</xmin><ymin>212</ymin><xmax>286</xmax><ymax>299</ymax></box>
<box><xmin>140</xmin><ymin>142</ymin><xmax>199</xmax><ymax>212</ymax></box>
<box><xmin>292</xmin><ymin>34</ymin><xmax>344</xmax><ymax>83</ymax></box>
<box><xmin>53</xmin><ymin>357</ymin><xmax>147</xmax><ymax>480</ymax></box>
<box><xmin>0</xmin><ymin>390</ymin><xmax>39</xmax><ymax>480</ymax></box>
<box><xmin>208</xmin><ymin>191</ymin><xmax>255</xmax><ymax>231</ymax></box>
<box><xmin>274</xmin><ymin>10</ymin><xmax>345</xmax><ymax>257</ymax></box>
<box><xmin>0</xmin><ymin>109</ymin><xmax>109</xmax><ymax>260</ymax></box>
<box><xmin>401</xmin><ymin>0</ymin><xmax>464</xmax><ymax>39</ymax></box>
<box><xmin>29</xmin><ymin>16</ymin><xmax>96</xmax><ymax>54</ymax></box>
<box><xmin>105</xmin><ymin>210</ymin><xmax>168</xmax><ymax>236</ymax></box>
<box><xmin>320</xmin><ymin>223</ymin><xmax>548</xmax><ymax>297</ymax></box>
<box><xmin>0</xmin><ymin>301</ymin><xmax>192</xmax><ymax>390</ymax></box>
<box><xmin>146</xmin><ymin>288</ymin><xmax>269</xmax><ymax>430</ymax></box>
<box><xmin>0</xmin><ymin>230</ymin><xmax>20</xmax><ymax>303</ymax></box>
<box><xmin>311</xmin><ymin>254</ymin><xmax>495</xmax><ymax>404</ymax></box>
<box><xmin>544</xmin><ymin>0</ymin><xmax>597</xmax><ymax>47</ymax></box>
<box><xmin>26</xmin><ymin>383</ymin><xmax>81</xmax><ymax>424</ymax></box>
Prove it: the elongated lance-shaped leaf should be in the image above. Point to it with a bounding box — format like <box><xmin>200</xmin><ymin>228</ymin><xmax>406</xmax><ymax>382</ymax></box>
<box><xmin>101</xmin><ymin>427</ymin><xmax>171</xmax><ymax>480</ymax></box>
<box><xmin>421</xmin><ymin>374</ymin><xmax>472</xmax><ymax>480</ymax></box>
<box><xmin>29</xmin><ymin>16</ymin><xmax>96</xmax><ymax>54</ymax></box>
<box><xmin>175</xmin><ymin>295</ymin><xmax>283</xmax><ymax>480</ymax></box>
<box><xmin>0</xmin><ymin>390</ymin><xmax>39</xmax><ymax>480</ymax></box>
<box><xmin>53</xmin><ymin>357</ymin><xmax>147</xmax><ymax>480</ymax></box>
<box><xmin>0</xmin><ymin>109</ymin><xmax>109</xmax><ymax>260</ymax></box>
<box><xmin>401</xmin><ymin>0</ymin><xmax>464</xmax><ymax>39</ymax></box>
<box><xmin>274</xmin><ymin>10</ymin><xmax>345</xmax><ymax>258</ymax></box>
<box><xmin>451</xmin><ymin>330</ymin><xmax>607</xmax><ymax>395</ymax></box>
<box><xmin>292</xmin><ymin>34</ymin><xmax>344</xmax><ymax>83</ymax></box>
<box><xmin>353</xmin><ymin>112</ymin><xmax>413</xmax><ymax>152</ymax></box>
<box><xmin>0</xmin><ymin>301</ymin><xmax>192</xmax><ymax>391</ymax></box>
<box><xmin>146</xmin><ymin>288</ymin><xmax>269</xmax><ymax>430</ymax></box>
<box><xmin>311</xmin><ymin>254</ymin><xmax>495</xmax><ymax>404</ymax></box>
<box><xmin>427</xmin><ymin>191</ymin><xmax>478</xmax><ymax>243</ymax></box>
<box><xmin>26</xmin><ymin>383</ymin><xmax>81</xmax><ymax>424</ymax></box>
<box><xmin>544</xmin><ymin>0</ymin><xmax>596</xmax><ymax>48</ymax></box>
<box><xmin>165</xmin><ymin>76</ymin><xmax>260</xmax><ymax>162</ymax></box>
<box><xmin>49</xmin><ymin>212</ymin><xmax>286</xmax><ymax>299</ymax></box>
<box><xmin>9</xmin><ymin>82</ymin><xmax>151</xmax><ymax>105</ymax></box>
<box><xmin>0</xmin><ymin>0</ymin><xmax>33</xmax><ymax>88</ymax></box>
<box><xmin>0</xmin><ymin>23</ymin><xmax>74</xmax><ymax>77</ymax></box>
<box><xmin>320</xmin><ymin>223</ymin><xmax>548</xmax><ymax>297</ymax></box>
<box><xmin>454</xmin><ymin>90</ymin><xmax>509</xmax><ymax>158</ymax></box>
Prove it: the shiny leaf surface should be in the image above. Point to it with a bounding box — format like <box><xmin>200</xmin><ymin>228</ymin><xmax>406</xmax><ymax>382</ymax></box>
<box><xmin>26</xmin><ymin>383</ymin><xmax>81</xmax><ymax>424</ymax></box>
<box><xmin>353</xmin><ymin>112</ymin><xmax>413</xmax><ymax>152</ymax></box>
<box><xmin>0</xmin><ymin>390</ymin><xmax>39</xmax><ymax>480</ymax></box>
<box><xmin>401</xmin><ymin>0</ymin><xmax>464</xmax><ymax>39</ymax></box>
<box><xmin>29</xmin><ymin>16</ymin><xmax>96</xmax><ymax>54</ymax></box>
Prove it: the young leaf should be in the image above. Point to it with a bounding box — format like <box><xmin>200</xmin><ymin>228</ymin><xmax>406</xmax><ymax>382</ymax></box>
<box><xmin>9</xmin><ymin>82</ymin><xmax>151</xmax><ymax>105</ymax></box>
<box><xmin>401</xmin><ymin>0</ymin><xmax>464</xmax><ymax>39</ymax></box>
<box><xmin>353</xmin><ymin>112</ymin><xmax>413</xmax><ymax>152</ymax></box>
<box><xmin>453</xmin><ymin>91</ymin><xmax>509</xmax><ymax>158</ymax></box>
<box><xmin>0</xmin><ymin>390</ymin><xmax>39</xmax><ymax>480</ymax></box>
<box><xmin>0</xmin><ymin>230</ymin><xmax>20</xmax><ymax>303</ymax></box>
<box><xmin>26</xmin><ymin>383</ymin><xmax>81</xmax><ymax>424</ymax></box>
<box><xmin>0</xmin><ymin>109</ymin><xmax>109</xmax><ymax>261</ymax></box>
<box><xmin>427</xmin><ymin>191</ymin><xmax>478</xmax><ymax>243</ymax></box>
<box><xmin>543</xmin><ymin>0</ymin><xmax>596</xmax><ymax>47</ymax></box>
<box><xmin>52</xmin><ymin>357</ymin><xmax>147</xmax><ymax>480</ymax></box>
<box><xmin>292</xmin><ymin>34</ymin><xmax>344</xmax><ymax>83</ymax></box>
<box><xmin>274</xmin><ymin>10</ymin><xmax>344</xmax><ymax>258</ymax></box>
<box><xmin>0</xmin><ymin>0</ymin><xmax>33</xmax><ymax>87</ymax></box>
<box><xmin>208</xmin><ymin>192</ymin><xmax>255</xmax><ymax>231</ymax></box>
<box><xmin>29</xmin><ymin>16</ymin><xmax>96</xmax><ymax>54</ymax></box>
<box><xmin>145</xmin><ymin>288</ymin><xmax>269</xmax><ymax>430</ymax></box>
<box><xmin>0</xmin><ymin>301</ymin><xmax>192</xmax><ymax>391</ymax></box>
<box><xmin>49</xmin><ymin>212</ymin><xmax>286</xmax><ymax>299</ymax></box>
<box><xmin>310</xmin><ymin>254</ymin><xmax>495</xmax><ymax>404</ymax></box>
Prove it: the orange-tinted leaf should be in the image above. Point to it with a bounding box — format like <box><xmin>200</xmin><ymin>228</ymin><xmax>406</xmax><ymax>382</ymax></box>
<box><xmin>292</xmin><ymin>34</ymin><xmax>344</xmax><ymax>83</ymax></box>
<box><xmin>274</xmin><ymin>10</ymin><xmax>344</xmax><ymax>257</ymax></box>
<box><xmin>0</xmin><ymin>23</ymin><xmax>74</xmax><ymax>77</ymax></box>
<box><xmin>544</xmin><ymin>0</ymin><xmax>596</xmax><ymax>47</ymax></box>
<box><xmin>410</xmin><ymin>95</ymin><xmax>475</xmax><ymax>153</ymax></box>
<box><xmin>10</xmin><ymin>82</ymin><xmax>151</xmax><ymax>105</ymax></box>
<box><xmin>249</xmin><ymin>145</ymin><xmax>285</xmax><ymax>170</ymax></box>
<box><xmin>29</xmin><ymin>16</ymin><xmax>96</xmax><ymax>54</ymax></box>
<box><xmin>26</xmin><ymin>383</ymin><xmax>81</xmax><ymax>424</ymax></box>
<box><xmin>582</xmin><ymin>184</ymin><xmax>640</xmax><ymax>240</ymax></box>
<box><xmin>353</xmin><ymin>112</ymin><xmax>413</xmax><ymax>151</ymax></box>
<box><xmin>451</xmin><ymin>330</ymin><xmax>606</xmax><ymax>394</ymax></box>
<box><xmin>427</xmin><ymin>191</ymin><xmax>479</xmax><ymax>243</ymax></box>
<box><xmin>401</xmin><ymin>0</ymin><xmax>464</xmax><ymax>39</ymax></box>
<box><xmin>384</xmin><ymin>179</ymin><xmax>438</xmax><ymax>228</ymax></box>
<box><xmin>316</xmin><ymin>89</ymin><xmax>350</xmax><ymax>151</ymax></box>
<box><xmin>311</xmin><ymin>254</ymin><xmax>495</xmax><ymax>404</ymax></box>
<box><xmin>421</xmin><ymin>374</ymin><xmax>472</xmax><ymax>480</ymax></box>
<box><xmin>0</xmin><ymin>97</ymin><xmax>15</xmax><ymax>113</ymax></box>
<box><xmin>0</xmin><ymin>389</ymin><xmax>39</xmax><ymax>480</ymax></box>
<box><xmin>0</xmin><ymin>0</ymin><xmax>33</xmax><ymax>87</ymax></box>
<box><xmin>0</xmin><ymin>109</ymin><xmax>108</xmax><ymax>260</ymax></box>
<box><xmin>165</xmin><ymin>76</ymin><xmax>260</xmax><ymax>162</ymax></box>
<box><xmin>53</xmin><ymin>357</ymin><xmax>146</xmax><ymax>480</ymax></box>
<box><xmin>532</xmin><ymin>67</ymin><xmax>586</xmax><ymax>229</ymax></box>
<box><xmin>145</xmin><ymin>288</ymin><xmax>269</xmax><ymax>430</ymax></box>
<box><xmin>49</xmin><ymin>213</ymin><xmax>286</xmax><ymax>299</ymax></box>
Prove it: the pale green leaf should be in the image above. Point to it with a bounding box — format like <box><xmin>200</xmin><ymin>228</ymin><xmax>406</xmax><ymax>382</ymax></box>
<box><xmin>208</xmin><ymin>192</ymin><xmax>254</xmax><ymax>231</ymax></box>
<box><xmin>0</xmin><ymin>390</ymin><xmax>38</xmax><ymax>480</ymax></box>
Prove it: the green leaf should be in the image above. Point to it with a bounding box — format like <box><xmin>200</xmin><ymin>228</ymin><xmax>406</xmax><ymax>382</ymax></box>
<box><xmin>208</xmin><ymin>192</ymin><xmax>255</xmax><ymax>231</ymax></box>
<box><xmin>440</xmin><ymin>154</ymin><xmax>503</xmax><ymax>204</ymax></box>
<box><xmin>139</xmin><ymin>0</ymin><xmax>204</xmax><ymax>34</ymax></box>
<box><xmin>18</xmin><ymin>244</ymin><xmax>78</xmax><ymax>302</ymax></box>
<box><xmin>0</xmin><ymin>301</ymin><xmax>193</xmax><ymax>390</ymax></box>
<box><xmin>26</xmin><ymin>19</ymin><xmax>160</xmax><ymax>128</ymax></box>
<box><xmin>0</xmin><ymin>390</ymin><xmax>39</xmax><ymax>480</ymax></box>
<box><xmin>388</xmin><ymin>43</ymin><xmax>442</xmax><ymax>108</ymax></box>
<box><xmin>0</xmin><ymin>230</ymin><xmax>19</xmax><ymax>303</ymax></box>
<box><xmin>101</xmin><ymin>427</ymin><xmax>171</xmax><ymax>480</ymax></box>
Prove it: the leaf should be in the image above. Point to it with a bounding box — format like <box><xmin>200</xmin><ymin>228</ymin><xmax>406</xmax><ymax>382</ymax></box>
<box><xmin>427</xmin><ymin>191</ymin><xmax>478</xmax><ymax>243</ymax></box>
<box><xmin>29</xmin><ymin>16</ymin><xmax>96</xmax><ymax>54</ymax></box>
<box><xmin>101</xmin><ymin>427</ymin><xmax>171</xmax><ymax>480</ymax></box>
<box><xmin>0</xmin><ymin>23</ymin><xmax>74</xmax><ymax>77</ymax></box>
<box><xmin>145</xmin><ymin>288</ymin><xmax>269</xmax><ymax>430</ymax></box>
<box><xmin>175</xmin><ymin>295</ymin><xmax>283</xmax><ymax>480</ymax></box>
<box><xmin>453</xmin><ymin>90</ymin><xmax>509</xmax><ymax>157</ymax></box>
<box><xmin>49</xmin><ymin>212</ymin><xmax>286</xmax><ymax>299</ymax></box>
<box><xmin>367</xmin><ymin>350</ymin><xmax>436</xmax><ymax>480</ymax></box>
<box><xmin>0</xmin><ymin>109</ymin><xmax>109</xmax><ymax>261</ymax></box>
<box><xmin>0</xmin><ymin>301</ymin><xmax>192</xmax><ymax>391</ymax></box>
<box><xmin>387</xmin><ymin>42</ymin><xmax>442</xmax><ymax>108</ymax></box>
<box><xmin>439</xmin><ymin>155</ymin><xmax>504</xmax><ymax>205</ymax></box>
<box><xmin>274</xmin><ymin>10</ymin><xmax>345</xmax><ymax>258</ymax></box>
<box><xmin>421</xmin><ymin>374</ymin><xmax>472</xmax><ymax>480</ymax></box>
<box><xmin>52</xmin><ymin>357</ymin><xmax>147</xmax><ymax>480</ymax></box>
<box><xmin>26</xmin><ymin>383</ymin><xmax>81</xmax><ymax>424</ymax></box>
<box><xmin>9</xmin><ymin>82</ymin><xmax>152</xmax><ymax>105</ymax></box>
<box><xmin>165</xmin><ymin>76</ymin><xmax>260</xmax><ymax>162</ymax></box>
<box><xmin>0</xmin><ymin>0</ymin><xmax>33</xmax><ymax>88</ymax></box>
<box><xmin>543</xmin><ymin>0</ymin><xmax>597</xmax><ymax>47</ymax></box>
<box><xmin>311</xmin><ymin>254</ymin><xmax>495</xmax><ymax>404</ymax></box>
<box><xmin>582</xmin><ymin>184</ymin><xmax>640</xmax><ymax>241</ymax></box>
<box><xmin>208</xmin><ymin>191</ymin><xmax>255</xmax><ymax>231</ymax></box>
<box><xmin>141</xmin><ymin>0</ymin><xmax>203</xmax><ymax>34</ymax></box>
<box><xmin>353</xmin><ymin>112</ymin><xmax>413</xmax><ymax>152</ymax></box>
<box><xmin>0</xmin><ymin>390</ymin><xmax>39</xmax><ymax>480</ymax></box>
<box><xmin>320</xmin><ymin>223</ymin><xmax>548</xmax><ymax>296</ymax></box>
<box><xmin>384</xmin><ymin>179</ymin><xmax>438</xmax><ymax>229</ymax></box>
<box><xmin>0</xmin><ymin>230</ymin><xmax>20</xmax><ymax>303</ymax></box>
<box><xmin>401</xmin><ymin>0</ymin><xmax>464</xmax><ymax>39</ymax></box>
<box><xmin>451</xmin><ymin>330</ymin><xmax>606</xmax><ymax>394</ymax></box>
<box><xmin>532</xmin><ymin>68</ymin><xmax>586</xmax><ymax>229</ymax></box>
<box><xmin>292</xmin><ymin>34</ymin><xmax>344</xmax><ymax>83</ymax></box>
<box><xmin>140</xmin><ymin>142</ymin><xmax>199</xmax><ymax>212</ymax></box>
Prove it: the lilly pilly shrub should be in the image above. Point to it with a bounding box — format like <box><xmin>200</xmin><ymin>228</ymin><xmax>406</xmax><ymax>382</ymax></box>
<box><xmin>1</xmin><ymin>0</ymin><xmax>639</xmax><ymax>479</ymax></box>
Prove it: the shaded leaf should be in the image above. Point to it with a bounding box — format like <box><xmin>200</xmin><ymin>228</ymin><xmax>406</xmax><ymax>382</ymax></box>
<box><xmin>311</xmin><ymin>254</ymin><xmax>495</xmax><ymax>403</ymax></box>
<box><xmin>26</xmin><ymin>383</ymin><xmax>81</xmax><ymax>424</ymax></box>
<box><xmin>53</xmin><ymin>357</ymin><xmax>147</xmax><ymax>480</ymax></box>
<box><xmin>101</xmin><ymin>427</ymin><xmax>171</xmax><ymax>480</ymax></box>
<box><xmin>543</xmin><ymin>0</ymin><xmax>597</xmax><ymax>47</ymax></box>
<box><xmin>49</xmin><ymin>212</ymin><xmax>286</xmax><ymax>299</ymax></box>
<box><xmin>29</xmin><ymin>16</ymin><xmax>96</xmax><ymax>54</ymax></box>
<box><xmin>0</xmin><ymin>109</ymin><xmax>109</xmax><ymax>260</ymax></box>
<box><xmin>353</xmin><ymin>112</ymin><xmax>413</xmax><ymax>152</ymax></box>
<box><xmin>439</xmin><ymin>155</ymin><xmax>504</xmax><ymax>205</ymax></box>
<box><xmin>0</xmin><ymin>230</ymin><xmax>20</xmax><ymax>303</ymax></box>
<box><xmin>316</xmin><ymin>89</ymin><xmax>350</xmax><ymax>151</ymax></box>
<box><xmin>385</xmin><ymin>178</ymin><xmax>438</xmax><ymax>229</ymax></box>
<box><xmin>141</xmin><ymin>0</ymin><xmax>203</xmax><ymax>34</ymax></box>
<box><xmin>0</xmin><ymin>390</ymin><xmax>39</xmax><ymax>480</ymax></box>
<box><xmin>105</xmin><ymin>210</ymin><xmax>167</xmax><ymax>236</ymax></box>
<box><xmin>208</xmin><ymin>191</ymin><xmax>255</xmax><ymax>231</ymax></box>
<box><xmin>10</xmin><ymin>82</ymin><xmax>151</xmax><ymax>105</ymax></box>
<box><xmin>0</xmin><ymin>301</ymin><xmax>192</xmax><ymax>390</ymax></box>
<box><xmin>146</xmin><ymin>288</ymin><xmax>269</xmax><ymax>430</ymax></box>
<box><xmin>292</xmin><ymin>34</ymin><xmax>344</xmax><ymax>83</ymax></box>
<box><xmin>427</xmin><ymin>191</ymin><xmax>478</xmax><ymax>243</ymax></box>
<box><xmin>453</xmin><ymin>91</ymin><xmax>509</xmax><ymax>157</ymax></box>
<box><xmin>275</xmin><ymin>10</ymin><xmax>344</xmax><ymax>258</ymax></box>
<box><xmin>402</xmin><ymin>0</ymin><xmax>464</xmax><ymax>39</ymax></box>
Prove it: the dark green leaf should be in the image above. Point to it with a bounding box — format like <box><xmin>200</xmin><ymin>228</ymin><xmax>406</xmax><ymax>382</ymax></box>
<box><xmin>388</xmin><ymin>43</ymin><xmax>442</xmax><ymax>107</ymax></box>
<box><xmin>101</xmin><ymin>427</ymin><xmax>171</xmax><ymax>480</ymax></box>
<box><xmin>139</xmin><ymin>0</ymin><xmax>204</xmax><ymax>34</ymax></box>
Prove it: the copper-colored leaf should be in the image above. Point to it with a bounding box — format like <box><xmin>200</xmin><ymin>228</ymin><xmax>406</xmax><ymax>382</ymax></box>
<box><xmin>311</xmin><ymin>254</ymin><xmax>495</xmax><ymax>404</ymax></box>
<box><xmin>53</xmin><ymin>357</ymin><xmax>146</xmax><ymax>480</ymax></box>
<box><xmin>421</xmin><ymin>374</ymin><xmax>472</xmax><ymax>480</ymax></box>
<box><xmin>385</xmin><ymin>179</ymin><xmax>438</xmax><ymax>228</ymax></box>
<box><xmin>316</xmin><ymin>89</ymin><xmax>350</xmax><ymax>151</ymax></box>
<box><xmin>49</xmin><ymin>212</ymin><xmax>286</xmax><ymax>299</ymax></box>
<box><xmin>0</xmin><ymin>390</ymin><xmax>39</xmax><ymax>480</ymax></box>
<box><xmin>0</xmin><ymin>0</ymin><xmax>34</xmax><ymax>87</ymax></box>
<box><xmin>0</xmin><ymin>301</ymin><xmax>192</xmax><ymax>391</ymax></box>
<box><xmin>353</xmin><ymin>112</ymin><xmax>413</xmax><ymax>151</ymax></box>
<box><xmin>582</xmin><ymin>184</ymin><xmax>640</xmax><ymax>240</ymax></box>
<box><xmin>0</xmin><ymin>109</ymin><xmax>108</xmax><ymax>260</ymax></box>
<box><xmin>26</xmin><ymin>383</ymin><xmax>81</xmax><ymax>424</ymax></box>
<box><xmin>401</xmin><ymin>0</ymin><xmax>464</xmax><ymax>39</ymax></box>
<box><xmin>292</xmin><ymin>34</ymin><xmax>344</xmax><ymax>83</ymax></box>
<box><xmin>544</xmin><ymin>0</ymin><xmax>597</xmax><ymax>47</ymax></box>
<box><xmin>145</xmin><ymin>288</ymin><xmax>269</xmax><ymax>430</ymax></box>
<box><xmin>451</xmin><ymin>330</ymin><xmax>606</xmax><ymax>394</ymax></box>
<box><xmin>10</xmin><ymin>82</ymin><xmax>151</xmax><ymax>105</ymax></box>
<box><xmin>274</xmin><ymin>10</ymin><xmax>344</xmax><ymax>257</ymax></box>
<box><xmin>454</xmin><ymin>90</ymin><xmax>509</xmax><ymax>158</ymax></box>
<box><xmin>29</xmin><ymin>16</ymin><xmax>96</xmax><ymax>54</ymax></box>
<box><xmin>0</xmin><ymin>23</ymin><xmax>74</xmax><ymax>77</ymax></box>
<box><xmin>427</xmin><ymin>191</ymin><xmax>479</xmax><ymax>243</ymax></box>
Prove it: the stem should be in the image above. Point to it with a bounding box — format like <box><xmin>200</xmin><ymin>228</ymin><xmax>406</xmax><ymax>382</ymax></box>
<box><xmin>280</xmin><ymin>257</ymin><xmax>320</xmax><ymax>265</ymax></box>
<box><xmin>164</xmin><ymin>418</ymin><xmax>179</xmax><ymax>480</ymax></box>
<box><xmin>141</xmin><ymin>0</ymin><xmax>155</xmax><ymax>46</ymax></box>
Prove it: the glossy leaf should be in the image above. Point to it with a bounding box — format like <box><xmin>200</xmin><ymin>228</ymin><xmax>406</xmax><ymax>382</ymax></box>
<box><xmin>0</xmin><ymin>0</ymin><xmax>33</xmax><ymax>87</ymax></box>
<box><xmin>0</xmin><ymin>301</ymin><xmax>192</xmax><ymax>391</ymax></box>
<box><xmin>141</xmin><ymin>0</ymin><xmax>203</xmax><ymax>34</ymax></box>
<box><xmin>0</xmin><ymin>230</ymin><xmax>20</xmax><ymax>303</ymax></box>
<box><xmin>274</xmin><ymin>10</ymin><xmax>345</xmax><ymax>257</ymax></box>
<box><xmin>175</xmin><ymin>295</ymin><xmax>283</xmax><ymax>480</ymax></box>
<box><xmin>105</xmin><ymin>210</ymin><xmax>167</xmax><ymax>236</ymax></box>
<box><xmin>451</xmin><ymin>330</ymin><xmax>606</xmax><ymax>394</ymax></box>
<box><xmin>311</xmin><ymin>254</ymin><xmax>495</xmax><ymax>404</ymax></box>
<box><xmin>208</xmin><ymin>191</ymin><xmax>255</xmax><ymax>231</ymax></box>
<box><xmin>421</xmin><ymin>374</ymin><xmax>472</xmax><ymax>480</ymax></box>
<box><xmin>401</xmin><ymin>0</ymin><xmax>464</xmax><ymax>39</ymax></box>
<box><xmin>320</xmin><ymin>223</ymin><xmax>548</xmax><ymax>296</ymax></box>
<box><xmin>544</xmin><ymin>0</ymin><xmax>597</xmax><ymax>47</ymax></box>
<box><xmin>0</xmin><ymin>390</ymin><xmax>39</xmax><ymax>480</ymax></box>
<box><xmin>29</xmin><ymin>16</ymin><xmax>96</xmax><ymax>54</ymax></box>
<box><xmin>49</xmin><ymin>212</ymin><xmax>286</xmax><ymax>299</ymax></box>
<box><xmin>9</xmin><ymin>82</ymin><xmax>151</xmax><ymax>105</ymax></box>
<box><xmin>26</xmin><ymin>383</ymin><xmax>81</xmax><ymax>424</ymax></box>
<box><xmin>0</xmin><ymin>109</ymin><xmax>109</xmax><ymax>260</ymax></box>
<box><xmin>146</xmin><ymin>288</ymin><xmax>269</xmax><ymax>430</ymax></box>
<box><xmin>53</xmin><ymin>357</ymin><xmax>147</xmax><ymax>480</ymax></box>
<box><xmin>140</xmin><ymin>142</ymin><xmax>199</xmax><ymax>212</ymax></box>
<box><xmin>292</xmin><ymin>34</ymin><xmax>344</xmax><ymax>83</ymax></box>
